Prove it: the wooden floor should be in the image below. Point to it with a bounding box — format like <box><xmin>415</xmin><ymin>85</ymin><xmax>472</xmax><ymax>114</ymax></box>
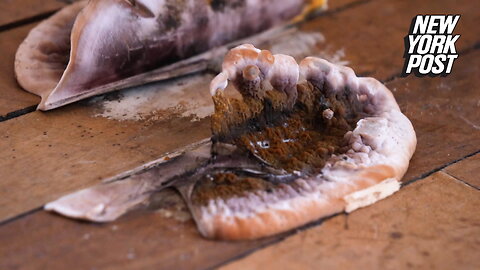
<box><xmin>0</xmin><ymin>0</ymin><xmax>479</xmax><ymax>269</ymax></box>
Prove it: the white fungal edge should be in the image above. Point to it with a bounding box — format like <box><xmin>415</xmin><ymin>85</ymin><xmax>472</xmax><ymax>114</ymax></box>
<box><xmin>343</xmin><ymin>177</ymin><xmax>400</xmax><ymax>213</ymax></box>
<box><xmin>199</xmin><ymin>45</ymin><xmax>416</xmax><ymax>230</ymax></box>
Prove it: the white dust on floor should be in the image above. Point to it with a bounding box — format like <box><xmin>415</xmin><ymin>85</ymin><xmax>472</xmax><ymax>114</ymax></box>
<box><xmin>93</xmin><ymin>74</ymin><xmax>215</xmax><ymax>121</ymax></box>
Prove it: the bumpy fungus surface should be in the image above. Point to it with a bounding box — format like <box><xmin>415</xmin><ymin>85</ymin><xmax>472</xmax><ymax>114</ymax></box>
<box><xmin>192</xmin><ymin>81</ymin><xmax>365</xmax><ymax>205</ymax></box>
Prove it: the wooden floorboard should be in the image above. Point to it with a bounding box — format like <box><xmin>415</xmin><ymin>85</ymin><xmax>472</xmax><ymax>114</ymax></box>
<box><xmin>0</xmin><ymin>189</ymin><xmax>278</xmax><ymax>270</ymax></box>
<box><xmin>298</xmin><ymin>0</ymin><xmax>479</xmax><ymax>81</ymax></box>
<box><xmin>0</xmin><ymin>23</ymin><xmax>40</xmax><ymax>115</ymax></box>
<box><xmin>0</xmin><ymin>0</ymin><xmax>66</xmax><ymax>29</ymax></box>
<box><xmin>0</xmin><ymin>0</ymin><xmax>478</xmax><ymax>269</ymax></box>
<box><xmin>391</xmin><ymin>50</ymin><xmax>480</xmax><ymax>183</ymax></box>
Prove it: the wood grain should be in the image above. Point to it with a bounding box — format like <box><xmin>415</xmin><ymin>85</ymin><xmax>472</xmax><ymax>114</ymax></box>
<box><xmin>220</xmin><ymin>171</ymin><xmax>480</xmax><ymax>270</ymax></box>
<box><xmin>0</xmin><ymin>0</ymin><xmax>66</xmax><ymax>29</ymax></box>
<box><xmin>0</xmin><ymin>0</ymin><xmax>479</xmax><ymax>269</ymax></box>
<box><xmin>0</xmin><ymin>23</ymin><xmax>40</xmax><ymax>115</ymax></box>
<box><xmin>443</xmin><ymin>154</ymin><xmax>480</xmax><ymax>189</ymax></box>
<box><xmin>391</xmin><ymin>50</ymin><xmax>480</xmax><ymax>183</ymax></box>
<box><xmin>0</xmin><ymin>188</ymin><xmax>278</xmax><ymax>270</ymax></box>
<box><xmin>298</xmin><ymin>0</ymin><xmax>479</xmax><ymax>81</ymax></box>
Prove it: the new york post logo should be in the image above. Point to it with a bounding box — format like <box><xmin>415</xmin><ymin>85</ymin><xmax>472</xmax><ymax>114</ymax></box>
<box><xmin>402</xmin><ymin>15</ymin><xmax>460</xmax><ymax>77</ymax></box>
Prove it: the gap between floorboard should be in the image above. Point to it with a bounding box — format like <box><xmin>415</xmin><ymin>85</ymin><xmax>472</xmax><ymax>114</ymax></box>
<box><xmin>0</xmin><ymin>11</ymin><xmax>56</xmax><ymax>32</ymax></box>
<box><xmin>443</xmin><ymin>170</ymin><xmax>480</xmax><ymax>191</ymax></box>
<box><xmin>0</xmin><ymin>105</ymin><xmax>36</xmax><ymax>122</ymax></box>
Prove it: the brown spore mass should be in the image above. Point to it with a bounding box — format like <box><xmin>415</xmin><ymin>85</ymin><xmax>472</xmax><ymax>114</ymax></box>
<box><xmin>193</xmin><ymin>82</ymin><xmax>364</xmax><ymax>205</ymax></box>
<box><xmin>193</xmin><ymin>173</ymin><xmax>275</xmax><ymax>205</ymax></box>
